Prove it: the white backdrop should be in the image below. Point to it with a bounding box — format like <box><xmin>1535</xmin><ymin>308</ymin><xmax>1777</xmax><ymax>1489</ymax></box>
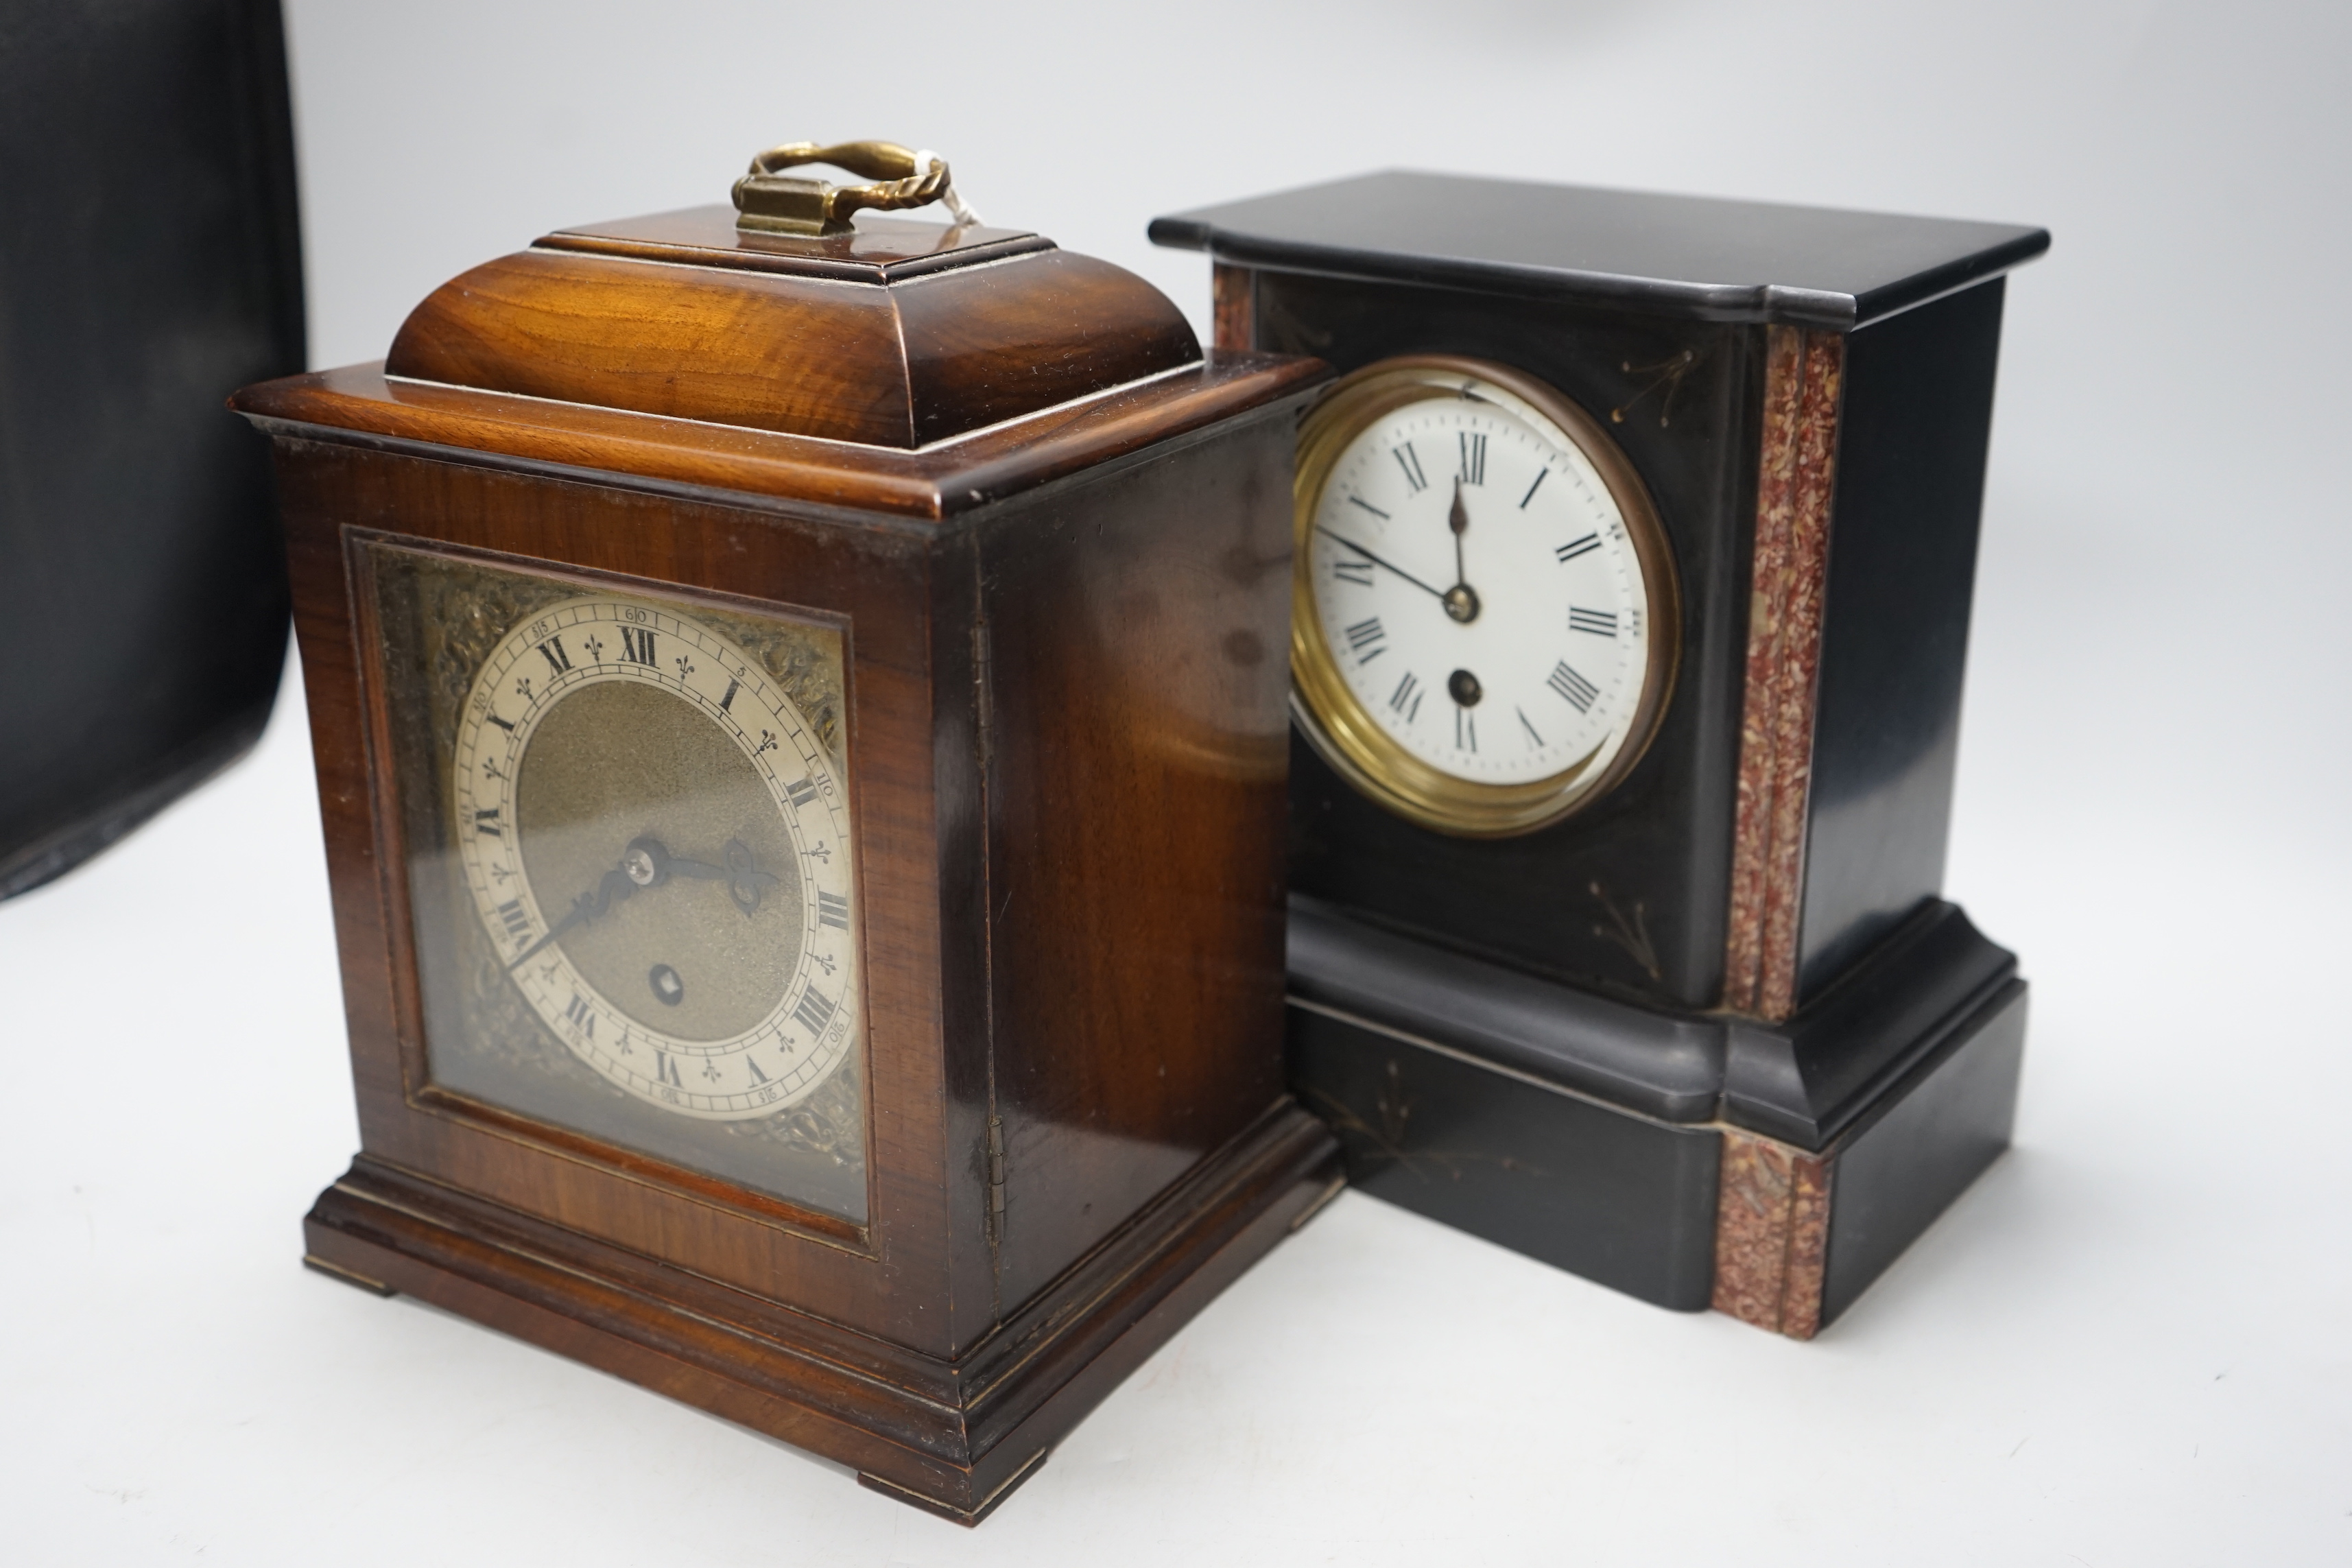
<box><xmin>6</xmin><ymin>1</ymin><xmax>2351</xmax><ymax>1562</ymax></box>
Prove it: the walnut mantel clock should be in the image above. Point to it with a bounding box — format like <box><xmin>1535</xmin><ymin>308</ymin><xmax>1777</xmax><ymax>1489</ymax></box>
<box><xmin>233</xmin><ymin>143</ymin><xmax>1338</xmax><ymax>1523</ymax></box>
<box><xmin>1154</xmin><ymin>174</ymin><xmax>2047</xmax><ymax>1338</ymax></box>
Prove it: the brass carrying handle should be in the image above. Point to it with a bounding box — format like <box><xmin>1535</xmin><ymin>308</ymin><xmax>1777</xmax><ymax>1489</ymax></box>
<box><xmin>731</xmin><ymin>141</ymin><xmax>982</xmax><ymax>236</ymax></box>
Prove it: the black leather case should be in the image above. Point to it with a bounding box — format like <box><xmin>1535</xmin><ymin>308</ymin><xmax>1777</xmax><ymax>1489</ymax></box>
<box><xmin>1</xmin><ymin>0</ymin><xmax>305</xmax><ymax>897</ymax></box>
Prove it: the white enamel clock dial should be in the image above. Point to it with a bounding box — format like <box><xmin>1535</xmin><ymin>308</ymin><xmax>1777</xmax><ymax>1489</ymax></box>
<box><xmin>453</xmin><ymin>596</ymin><xmax>857</xmax><ymax>1120</ymax></box>
<box><xmin>1292</xmin><ymin>360</ymin><xmax>1677</xmax><ymax>836</ymax></box>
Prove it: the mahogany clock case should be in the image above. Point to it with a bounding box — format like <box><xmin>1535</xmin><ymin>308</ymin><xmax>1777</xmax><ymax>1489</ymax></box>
<box><xmin>233</xmin><ymin>205</ymin><xmax>1338</xmax><ymax>1523</ymax></box>
<box><xmin>1154</xmin><ymin>172</ymin><xmax>2045</xmax><ymax>1335</ymax></box>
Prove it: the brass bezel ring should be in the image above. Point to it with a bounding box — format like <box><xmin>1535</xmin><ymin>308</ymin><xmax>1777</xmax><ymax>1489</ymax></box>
<box><xmin>1289</xmin><ymin>355</ymin><xmax>1682</xmax><ymax>839</ymax></box>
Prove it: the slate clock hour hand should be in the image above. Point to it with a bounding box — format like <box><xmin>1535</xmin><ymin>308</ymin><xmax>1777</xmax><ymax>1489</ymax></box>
<box><xmin>1442</xmin><ymin>479</ymin><xmax>1481</xmax><ymax>624</ymax></box>
<box><xmin>1312</xmin><ymin>525</ymin><xmax>1449</xmax><ymax>602</ymax></box>
<box><xmin>1449</xmin><ymin>477</ymin><xmax>1469</xmax><ymax>581</ymax></box>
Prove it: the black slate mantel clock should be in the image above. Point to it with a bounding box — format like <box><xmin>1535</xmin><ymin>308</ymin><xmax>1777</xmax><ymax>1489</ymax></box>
<box><xmin>1153</xmin><ymin>173</ymin><xmax>2047</xmax><ymax>1338</ymax></box>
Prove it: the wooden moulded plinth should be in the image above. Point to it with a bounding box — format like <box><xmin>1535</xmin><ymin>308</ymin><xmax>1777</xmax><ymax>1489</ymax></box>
<box><xmin>306</xmin><ymin>1102</ymin><xmax>1338</xmax><ymax>1525</ymax></box>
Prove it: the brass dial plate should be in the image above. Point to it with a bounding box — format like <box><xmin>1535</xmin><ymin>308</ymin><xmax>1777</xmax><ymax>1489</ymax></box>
<box><xmin>366</xmin><ymin>541</ymin><xmax>869</xmax><ymax>1222</ymax></box>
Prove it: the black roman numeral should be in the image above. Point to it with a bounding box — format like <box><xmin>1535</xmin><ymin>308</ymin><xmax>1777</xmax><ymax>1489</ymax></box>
<box><xmin>654</xmin><ymin>1052</ymin><xmax>682</xmax><ymax>1088</ymax></box>
<box><xmin>1346</xmin><ymin>494</ymin><xmax>1390</xmax><ymax>521</ymax></box>
<box><xmin>718</xmin><ymin>678</ymin><xmax>739</xmax><ymax>712</ymax></box>
<box><xmin>1521</xmin><ymin>469</ymin><xmax>1549</xmax><ymax>509</ymax></box>
<box><xmin>793</xmin><ymin>988</ymin><xmax>838</xmax><ymax>1037</ymax></box>
<box><xmin>1388</xmin><ymin>672</ymin><xmax>1424</xmax><ymax>722</ymax></box>
<box><xmin>1458</xmin><ymin>431</ymin><xmax>1486</xmax><ymax>485</ymax></box>
<box><xmin>1332</xmin><ymin>553</ymin><xmax>1377</xmax><ymax>587</ymax></box>
<box><xmin>493</xmin><ymin>899</ymin><xmax>532</xmax><ymax>942</ymax></box>
<box><xmin>817</xmin><ymin>891</ymin><xmax>850</xmax><ymax>930</ymax></box>
<box><xmin>744</xmin><ymin>1054</ymin><xmax>768</xmax><ymax>1084</ymax></box>
<box><xmin>1547</xmin><ymin>661</ymin><xmax>1600</xmax><ymax>713</ymax></box>
<box><xmin>619</xmin><ymin>626</ymin><xmax>658</xmax><ymax>665</ymax></box>
<box><xmin>785</xmin><ymin>776</ymin><xmax>818</xmax><ymax>808</ymax></box>
<box><xmin>1392</xmin><ymin>442</ymin><xmax>1428</xmax><ymax>492</ymax></box>
<box><xmin>563</xmin><ymin>992</ymin><xmax>596</xmax><ymax>1039</ymax></box>
<box><xmin>536</xmin><ymin>637</ymin><xmax>573</xmax><ymax>675</ymax></box>
<box><xmin>1517</xmin><ymin>706</ymin><xmax>1544</xmax><ymax>748</ymax></box>
<box><xmin>1455</xmin><ymin>707</ymin><xmax>1477</xmax><ymax>753</ymax></box>
<box><xmin>1570</xmin><ymin>607</ymin><xmax>1618</xmax><ymax>638</ymax></box>
<box><xmin>1343</xmin><ymin>617</ymin><xmax>1387</xmax><ymax>663</ymax></box>
<box><xmin>473</xmin><ymin>807</ymin><xmax>501</xmax><ymax>838</ymax></box>
<box><xmin>484</xmin><ymin>712</ymin><xmax>516</xmax><ymax>733</ymax></box>
<box><xmin>1555</xmin><ymin>534</ymin><xmax>1601</xmax><ymax>564</ymax></box>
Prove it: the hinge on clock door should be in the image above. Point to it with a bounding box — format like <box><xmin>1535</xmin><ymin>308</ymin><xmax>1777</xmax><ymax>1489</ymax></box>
<box><xmin>985</xmin><ymin>1115</ymin><xmax>1007</xmax><ymax>1242</ymax></box>
<box><xmin>971</xmin><ymin>618</ymin><xmax>993</xmax><ymax>772</ymax></box>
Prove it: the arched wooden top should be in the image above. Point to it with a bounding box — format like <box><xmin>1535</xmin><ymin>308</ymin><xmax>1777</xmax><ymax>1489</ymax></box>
<box><xmin>384</xmin><ymin>206</ymin><xmax>1203</xmax><ymax>449</ymax></box>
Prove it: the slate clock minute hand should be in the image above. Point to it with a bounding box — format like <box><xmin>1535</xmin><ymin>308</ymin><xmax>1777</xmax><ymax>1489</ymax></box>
<box><xmin>1312</xmin><ymin>525</ymin><xmax>1448</xmax><ymax>602</ymax></box>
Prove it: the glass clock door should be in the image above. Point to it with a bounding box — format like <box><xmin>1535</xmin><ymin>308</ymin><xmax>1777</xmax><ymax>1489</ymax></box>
<box><xmin>366</xmin><ymin>541</ymin><xmax>868</xmax><ymax>1222</ymax></box>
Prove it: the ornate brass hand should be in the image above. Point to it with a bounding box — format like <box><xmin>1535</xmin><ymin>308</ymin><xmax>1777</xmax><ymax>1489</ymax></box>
<box><xmin>507</xmin><ymin>861</ymin><xmax>637</xmax><ymax>970</ymax></box>
<box><xmin>507</xmin><ymin>835</ymin><xmax>777</xmax><ymax>970</ymax></box>
<box><xmin>648</xmin><ymin>837</ymin><xmax>779</xmax><ymax>916</ymax></box>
